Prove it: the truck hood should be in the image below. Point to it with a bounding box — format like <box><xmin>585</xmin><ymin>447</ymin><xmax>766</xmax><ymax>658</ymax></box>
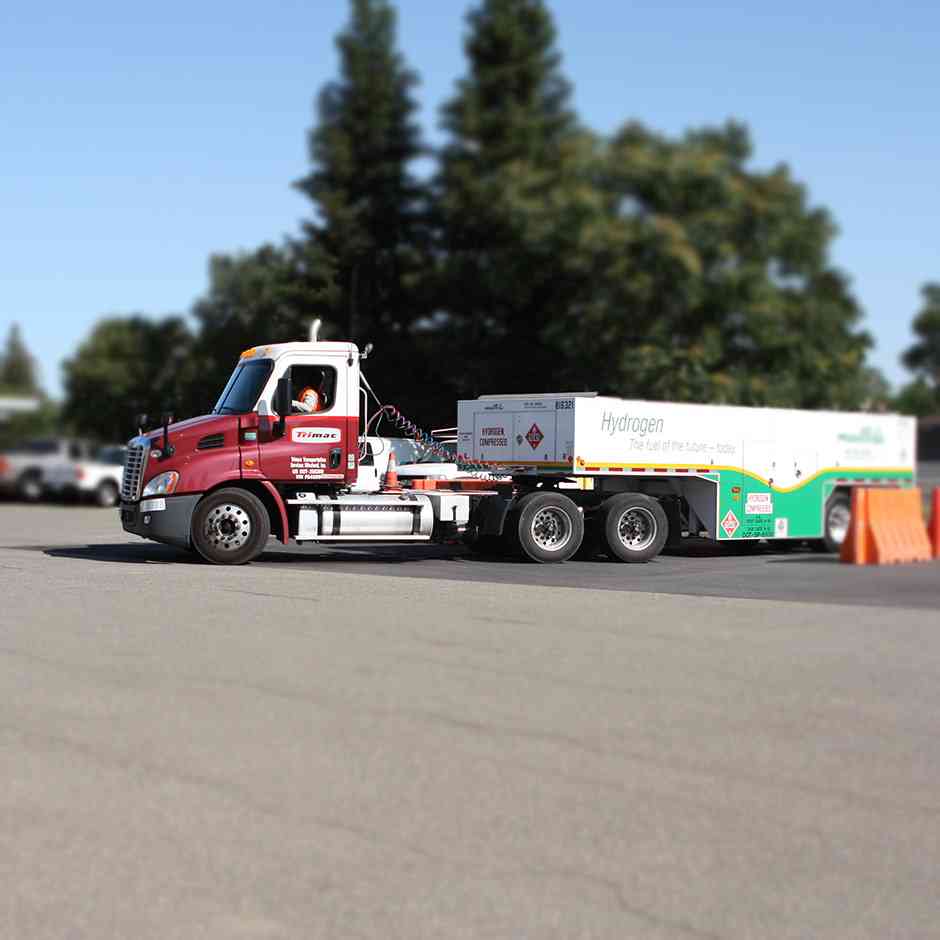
<box><xmin>142</xmin><ymin>413</ymin><xmax>222</xmax><ymax>444</ymax></box>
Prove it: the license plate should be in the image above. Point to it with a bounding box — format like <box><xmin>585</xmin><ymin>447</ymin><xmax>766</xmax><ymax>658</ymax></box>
<box><xmin>141</xmin><ymin>498</ymin><xmax>166</xmax><ymax>512</ymax></box>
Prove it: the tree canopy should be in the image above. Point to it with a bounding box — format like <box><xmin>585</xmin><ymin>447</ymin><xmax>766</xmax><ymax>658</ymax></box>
<box><xmin>294</xmin><ymin>0</ymin><xmax>427</xmax><ymax>345</ymax></box>
<box><xmin>896</xmin><ymin>283</ymin><xmax>940</xmax><ymax>415</ymax></box>
<box><xmin>63</xmin><ymin>0</ymin><xmax>895</xmax><ymax>437</ymax></box>
<box><xmin>62</xmin><ymin>316</ymin><xmax>194</xmax><ymax>441</ymax></box>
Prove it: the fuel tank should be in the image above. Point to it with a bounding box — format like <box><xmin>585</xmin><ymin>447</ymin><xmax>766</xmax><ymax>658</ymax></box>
<box><xmin>294</xmin><ymin>492</ymin><xmax>434</xmax><ymax>540</ymax></box>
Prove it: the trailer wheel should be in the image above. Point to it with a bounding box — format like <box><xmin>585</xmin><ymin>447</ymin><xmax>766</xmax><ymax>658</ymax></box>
<box><xmin>513</xmin><ymin>492</ymin><xmax>583</xmax><ymax>564</ymax></box>
<box><xmin>821</xmin><ymin>493</ymin><xmax>851</xmax><ymax>554</ymax></box>
<box><xmin>191</xmin><ymin>488</ymin><xmax>271</xmax><ymax>565</ymax></box>
<box><xmin>599</xmin><ymin>494</ymin><xmax>668</xmax><ymax>563</ymax></box>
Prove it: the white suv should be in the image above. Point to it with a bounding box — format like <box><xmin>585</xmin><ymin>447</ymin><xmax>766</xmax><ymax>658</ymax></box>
<box><xmin>44</xmin><ymin>444</ymin><xmax>126</xmax><ymax>507</ymax></box>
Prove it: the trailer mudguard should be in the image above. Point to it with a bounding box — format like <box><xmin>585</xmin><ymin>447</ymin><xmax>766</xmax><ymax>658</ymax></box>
<box><xmin>475</xmin><ymin>494</ymin><xmax>512</xmax><ymax>537</ymax></box>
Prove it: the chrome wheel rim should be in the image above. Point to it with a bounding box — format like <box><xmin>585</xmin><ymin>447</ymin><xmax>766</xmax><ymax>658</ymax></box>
<box><xmin>827</xmin><ymin>503</ymin><xmax>850</xmax><ymax>545</ymax></box>
<box><xmin>205</xmin><ymin>504</ymin><xmax>251</xmax><ymax>551</ymax></box>
<box><xmin>531</xmin><ymin>506</ymin><xmax>573</xmax><ymax>552</ymax></box>
<box><xmin>617</xmin><ymin>507</ymin><xmax>657</xmax><ymax>551</ymax></box>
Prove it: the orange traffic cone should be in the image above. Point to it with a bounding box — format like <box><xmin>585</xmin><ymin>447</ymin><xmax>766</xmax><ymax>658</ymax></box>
<box><xmin>930</xmin><ymin>487</ymin><xmax>940</xmax><ymax>560</ymax></box>
<box><xmin>383</xmin><ymin>450</ymin><xmax>400</xmax><ymax>491</ymax></box>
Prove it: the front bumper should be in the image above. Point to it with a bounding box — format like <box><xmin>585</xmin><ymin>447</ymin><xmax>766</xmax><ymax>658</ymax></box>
<box><xmin>120</xmin><ymin>494</ymin><xmax>200</xmax><ymax>549</ymax></box>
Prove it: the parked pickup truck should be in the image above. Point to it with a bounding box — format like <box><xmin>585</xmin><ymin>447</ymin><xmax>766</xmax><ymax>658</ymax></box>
<box><xmin>0</xmin><ymin>438</ymin><xmax>97</xmax><ymax>501</ymax></box>
<box><xmin>44</xmin><ymin>444</ymin><xmax>126</xmax><ymax>507</ymax></box>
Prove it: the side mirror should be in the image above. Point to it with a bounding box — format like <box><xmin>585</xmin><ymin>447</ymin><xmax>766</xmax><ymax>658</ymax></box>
<box><xmin>273</xmin><ymin>374</ymin><xmax>291</xmax><ymax>438</ymax></box>
<box><xmin>362</xmin><ymin>342</ymin><xmax>374</xmax><ymax>360</ymax></box>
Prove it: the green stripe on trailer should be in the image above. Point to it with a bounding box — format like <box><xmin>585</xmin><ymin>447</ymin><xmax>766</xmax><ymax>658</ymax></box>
<box><xmin>715</xmin><ymin>468</ymin><xmax>916</xmax><ymax>540</ymax></box>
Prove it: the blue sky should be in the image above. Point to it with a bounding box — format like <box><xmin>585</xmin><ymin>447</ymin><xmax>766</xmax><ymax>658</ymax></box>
<box><xmin>2</xmin><ymin>0</ymin><xmax>938</xmax><ymax>397</ymax></box>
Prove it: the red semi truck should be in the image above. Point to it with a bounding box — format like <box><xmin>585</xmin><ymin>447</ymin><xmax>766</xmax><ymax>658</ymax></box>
<box><xmin>120</xmin><ymin>330</ymin><xmax>515</xmax><ymax>565</ymax></box>
<box><xmin>119</xmin><ymin>326</ymin><xmax>916</xmax><ymax>565</ymax></box>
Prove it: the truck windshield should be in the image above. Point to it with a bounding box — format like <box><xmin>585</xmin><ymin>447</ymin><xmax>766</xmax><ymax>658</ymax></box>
<box><xmin>213</xmin><ymin>360</ymin><xmax>273</xmax><ymax>415</ymax></box>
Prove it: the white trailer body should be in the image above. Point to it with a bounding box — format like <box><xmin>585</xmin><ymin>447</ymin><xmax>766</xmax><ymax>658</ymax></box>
<box><xmin>458</xmin><ymin>395</ymin><xmax>917</xmax><ymax>541</ymax></box>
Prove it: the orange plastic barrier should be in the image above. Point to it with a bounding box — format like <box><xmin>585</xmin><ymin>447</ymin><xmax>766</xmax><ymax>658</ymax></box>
<box><xmin>840</xmin><ymin>487</ymin><xmax>932</xmax><ymax>565</ymax></box>
<box><xmin>929</xmin><ymin>487</ymin><xmax>940</xmax><ymax>560</ymax></box>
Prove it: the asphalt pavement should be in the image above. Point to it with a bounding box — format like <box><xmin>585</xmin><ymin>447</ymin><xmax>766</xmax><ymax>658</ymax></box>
<box><xmin>2</xmin><ymin>504</ymin><xmax>940</xmax><ymax>939</ymax></box>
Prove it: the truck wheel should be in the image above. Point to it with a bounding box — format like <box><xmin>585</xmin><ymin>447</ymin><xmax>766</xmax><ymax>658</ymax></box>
<box><xmin>96</xmin><ymin>480</ymin><xmax>120</xmax><ymax>508</ymax></box>
<box><xmin>191</xmin><ymin>488</ymin><xmax>270</xmax><ymax>565</ymax></box>
<box><xmin>821</xmin><ymin>493</ymin><xmax>851</xmax><ymax>554</ymax></box>
<box><xmin>599</xmin><ymin>493</ymin><xmax>668</xmax><ymax>563</ymax></box>
<box><xmin>17</xmin><ymin>470</ymin><xmax>43</xmax><ymax>502</ymax></box>
<box><xmin>513</xmin><ymin>492</ymin><xmax>583</xmax><ymax>564</ymax></box>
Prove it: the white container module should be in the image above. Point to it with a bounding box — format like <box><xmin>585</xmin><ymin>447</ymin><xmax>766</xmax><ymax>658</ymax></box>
<box><xmin>458</xmin><ymin>394</ymin><xmax>916</xmax><ymax>541</ymax></box>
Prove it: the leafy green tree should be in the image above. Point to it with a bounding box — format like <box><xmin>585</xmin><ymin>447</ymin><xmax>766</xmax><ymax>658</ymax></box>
<box><xmin>545</xmin><ymin>121</ymin><xmax>872</xmax><ymax>409</ymax></box>
<box><xmin>187</xmin><ymin>245</ymin><xmax>310</xmax><ymax>410</ymax></box>
<box><xmin>294</xmin><ymin>0</ymin><xmax>427</xmax><ymax>350</ymax></box>
<box><xmin>0</xmin><ymin>324</ymin><xmax>41</xmax><ymax>394</ymax></box>
<box><xmin>63</xmin><ymin>316</ymin><xmax>194</xmax><ymax>441</ymax></box>
<box><xmin>893</xmin><ymin>378</ymin><xmax>938</xmax><ymax>417</ymax></box>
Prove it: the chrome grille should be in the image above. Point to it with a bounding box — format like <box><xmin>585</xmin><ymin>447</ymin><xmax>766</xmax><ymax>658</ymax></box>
<box><xmin>121</xmin><ymin>437</ymin><xmax>150</xmax><ymax>502</ymax></box>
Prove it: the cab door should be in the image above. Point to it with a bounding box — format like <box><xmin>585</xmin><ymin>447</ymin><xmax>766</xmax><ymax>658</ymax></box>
<box><xmin>258</xmin><ymin>360</ymin><xmax>349</xmax><ymax>485</ymax></box>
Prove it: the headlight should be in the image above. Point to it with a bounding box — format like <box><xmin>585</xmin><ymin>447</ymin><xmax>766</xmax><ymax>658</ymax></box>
<box><xmin>142</xmin><ymin>471</ymin><xmax>179</xmax><ymax>497</ymax></box>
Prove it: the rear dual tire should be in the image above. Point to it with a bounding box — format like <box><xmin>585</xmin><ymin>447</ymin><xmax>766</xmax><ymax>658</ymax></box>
<box><xmin>597</xmin><ymin>493</ymin><xmax>668</xmax><ymax>563</ymax></box>
<box><xmin>511</xmin><ymin>492</ymin><xmax>584</xmax><ymax>564</ymax></box>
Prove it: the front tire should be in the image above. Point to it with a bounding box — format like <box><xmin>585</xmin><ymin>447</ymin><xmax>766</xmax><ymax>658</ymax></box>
<box><xmin>512</xmin><ymin>492</ymin><xmax>583</xmax><ymax>564</ymax></box>
<box><xmin>599</xmin><ymin>493</ymin><xmax>668</xmax><ymax>563</ymax></box>
<box><xmin>191</xmin><ymin>488</ymin><xmax>270</xmax><ymax>565</ymax></box>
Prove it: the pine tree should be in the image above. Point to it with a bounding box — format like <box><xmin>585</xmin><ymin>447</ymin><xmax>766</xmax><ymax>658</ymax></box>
<box><xmin>433</xmin><ymin>0</ymin><xmax>582</xmax><ymax>400</ymax></box>
<box><xmin>295</xmin><ymin>0</ymin><xmax>426</xmax><ymax>349</ymax></box>
<box><xmin>896</xmin><ymin>283</ymin><xmax>940</xmax><ymax>415</ymax></box>
<box><xmin>0</xmin><ymin>324</ymin><xmax>40</xmax><ymax>393</ymax></box>
<box><xmin>189</xmin><ymin>244</ymin><xmax>304</xmax><ymax>410</ymax></box>
<box><xmin>903</xmin><ymin>283</ymin><xmax>940</xmax><ymax>388</ymax></box>
<box><xmin>441</xmin><ymin>0</ymin><xmax>575</xmax><ymax>166</ymax></box>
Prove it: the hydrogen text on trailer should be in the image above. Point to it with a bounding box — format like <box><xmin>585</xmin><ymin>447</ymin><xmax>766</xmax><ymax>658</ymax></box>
<box><xmin>600</xmin><ymin>411</ymin><xmax>665</xmax><ymax>438</ymax></box>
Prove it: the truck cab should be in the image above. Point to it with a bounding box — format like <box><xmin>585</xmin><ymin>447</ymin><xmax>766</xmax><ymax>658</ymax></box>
<box><xmin>120</xmin><ymin>337</ymin><xmax>477</xmax><ymax>563</ymax></box>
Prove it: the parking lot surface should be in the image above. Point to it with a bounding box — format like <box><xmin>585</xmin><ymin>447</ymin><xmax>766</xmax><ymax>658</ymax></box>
<box><xmin>2</xmin><ymin>505</ymin><xmax>940</xmax><ymax>939</ymax></box>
